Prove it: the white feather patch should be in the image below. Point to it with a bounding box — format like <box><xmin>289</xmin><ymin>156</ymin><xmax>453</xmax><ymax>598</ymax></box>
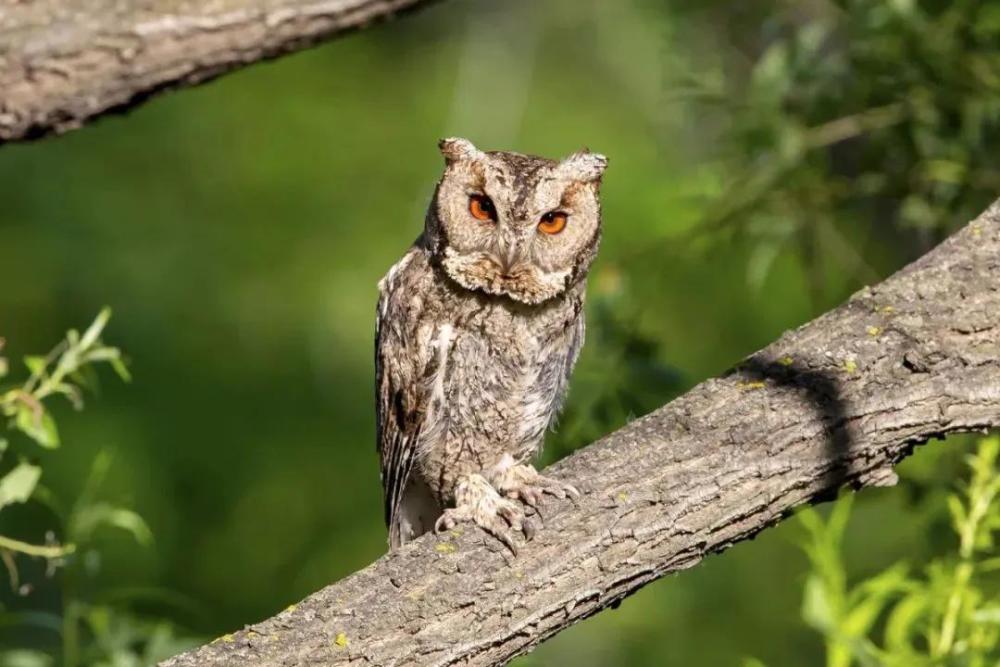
<box><xmin>417</xmin><ymin>323</ymin><xmax>456</xmax><ymax>457</ymax></box>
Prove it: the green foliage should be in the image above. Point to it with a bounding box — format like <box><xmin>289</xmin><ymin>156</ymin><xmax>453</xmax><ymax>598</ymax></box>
<box><xmin>695</xmin><ymin>0</ymin><xmax>1000</xmax><ymax>297</ymax></box>
<box><xmin>1</xmin><ymin>309</ymin><xmax>130</xmax><ymax>452</ymax></box>
<box><xmin>790</xmin><ymin>435</ymin><xmax>1000</xmax><ymax>666</ymax></box>
<box><xmin>0</xmin><ymin>313</ymin><xmax>197</xmax><ymax>665</ymax></box>
<box><xmin>0</xmin><ymin>309</ymin><xmax>128</xmax><ymax>559</ymax></box>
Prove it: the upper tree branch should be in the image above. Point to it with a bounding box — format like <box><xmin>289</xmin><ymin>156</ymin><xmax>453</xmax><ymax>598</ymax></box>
<box><xmin>0</xmin><ymin>0</ymin><xmax>441</xmax><ymax>143</ymax></box>
<box><xmin>162</xmin><ymin>201</ymin><xmax>1000</xmax><ymax>667</ymax></box>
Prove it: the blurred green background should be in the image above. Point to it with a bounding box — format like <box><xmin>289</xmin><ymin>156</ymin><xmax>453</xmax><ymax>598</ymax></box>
<box><xmin>1</xmin><ymin>0</ymin><xmax>998</xmax><ymax>664</ymax></box>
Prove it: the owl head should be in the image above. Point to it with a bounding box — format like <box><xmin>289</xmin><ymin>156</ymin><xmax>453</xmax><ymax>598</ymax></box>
<box><xmin>423</xmin><ymin>137</ymin><xmax>607</xmax><ymax>305</ymax></box>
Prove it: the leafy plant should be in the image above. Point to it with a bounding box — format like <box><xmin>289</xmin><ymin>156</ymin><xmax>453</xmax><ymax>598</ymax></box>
<box><xmin>690</xmin><ymin>0</ymin><xmax>1000</xmax><ymax>298</ymax></box>
<box><xmin>0</xmin><ymin>311</ymin><xmax>198</xmax><ymax>666</ymax></box>
<box><xmin>788</xmin><ymin>435</ymin><xmax>1000</xmax><ymax>666</ymax></box>
<box><xmin>0</xmin><ymin>309</ymin><xmax>129</xmax><ymax>561</ymax></box>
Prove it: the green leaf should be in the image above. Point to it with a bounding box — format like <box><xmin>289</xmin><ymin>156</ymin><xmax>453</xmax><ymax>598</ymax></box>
<box><xmin>23</xmin><ymin>356</ymin><xmax>47</xmax><ymax>378</ymax></box>
<box><xmin>849</xmin><ymin>562</ymin><xmax>910</xmax><ymax>603</ymax></box>
<box><xmin>843</xmin><ymin>563</ymin><xmax>909</xmax><ymax>637</ymax></box>
<box><xmin>110</xmin><ymin>355</ymin><xmax>132</xmax><ymax>383</ymax></box>
<box><xmin>0</xmin><ymin>356</ymin><xmax>8</xmax><ymax>379</ymax></box>
<box><xmin>50</xmin><ymin>382</ymin><xmax>83</xmax><ymax>410</ymax></box>
<box><xmin>946</xmin><ymin>494</ymin><xmax>966</xmax><ymax>534</ymax></box>
<box><xmin>884</xmin><ymin>591</ymin><xmax>930</xmax><ymax>652</ymax></box>
<box><xmin>972</xmin><ymin>606</ymin><xmax>1000</xmax><ymax>624</ymax></box>
<box><xmin>976</xmin><ymin>556</ymin><xmax>1000</xmax><ymax>572</ymax></box>
<box><xmin>0</xmin><ymin>462</ymin><xmax>42</xmax><ymax>511</ymax></box>
<box><xmin>827</xmin><ymin>494</ymin><xmax>854</xmax><ymax>547</ymax></box>
<box><xmin>84</xmin><ymin>346</ymin><xmax>132</xmax><ymax>383</ymax></box>
<box><xmin>14</xmin><ymin>405</ymin><xmax>60</xmax><ymax>449</ymax></box>
<box><xmin>79</xmin><ymin>307</ymin><xmax>112</xmax><ymax>351</ymax></box>
<box><xmin>72</xmin><ymin>502</ymin><xmax>153</xmax><ymax>547</ymax></box>
<box><xmin>802</xmin><ymin>574</ymin><xmax>834</xmax><ymax>632</ymax></box>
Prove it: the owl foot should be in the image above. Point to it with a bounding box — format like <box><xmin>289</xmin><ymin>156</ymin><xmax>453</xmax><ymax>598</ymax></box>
<box><xmin>491</xmin><ymin>454</ymin><xmax>580</xmax><ymax>508</ymax></box>
<box><xmin>434</xmin><ymin>473</ymin><xmax>527</xmax><ymax>553</ymax></box>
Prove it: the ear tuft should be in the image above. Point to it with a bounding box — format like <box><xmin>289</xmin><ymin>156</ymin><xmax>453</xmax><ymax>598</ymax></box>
<box><xmin>439</xmin><ymin>137</ymin><xmax>483</xmax><ymax>164</ymax></box>
<box><xmin>560</xmin><ymin>149</ymin><xmax>608</xmax><ymax>182</ymax></box>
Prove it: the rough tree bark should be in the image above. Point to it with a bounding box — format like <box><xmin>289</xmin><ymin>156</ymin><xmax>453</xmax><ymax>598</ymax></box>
<box><xmin>0</xmin><ymin>0</ymin><xmax>442</xmax><ymax>143</ymax></box>
<box><xmin>162</xmin><ymin>202</ymin><xmax>1000</xmax><ymax>666</ymax></box>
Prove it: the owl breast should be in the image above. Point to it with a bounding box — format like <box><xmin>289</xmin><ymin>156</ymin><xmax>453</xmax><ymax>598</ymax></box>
<box><xmin>414</xmin><ymin>266</ymin><xmax>585</xmax><ymax>506</ymax></box>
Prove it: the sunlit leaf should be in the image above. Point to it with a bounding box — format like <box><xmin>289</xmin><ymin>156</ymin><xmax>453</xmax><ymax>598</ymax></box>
<box><xmin>850</xmin><ymin>562</ymin><xmax>911</xmax><ymax>602</ymax></box>
<box><xmin>843</xmin><ymin>563</ymin><xmax>909</xmax><ymax>637</ymax></box>
<box><xmin>972</xmin><ymin>606</ymin><xmax>1000</xmax><ymax>624</ymax></box>
<box><xmin>0</xmin><ymin>462</ymin><xmax>42</xmax><ymax>511</ymax></box>
<box><xmin>946</xmin><ymin>494</ymin><xmax>966</xmax><ymax>535</ymax></box>
<box><xmin>802</xmin><ymin>574</ymin><xmax>834</xmax><ymax>632</ymax></box>
<box><xmin>50</xmin><ymin>382</ymin><xmax>84</xmax><ymax>410</ymax></box>
<box><xmin>109</xmin><ymin>356</ymin><xmax>132</xmax><ymax>383</ymax></box>
<box><xmin>887</xmin><ymin>589</ymin><xmax>931</xmax><ymax>653</ymax></box>
<box><xmin>79</xmin><ymin>308</ymin><xmax>112</xmax><ymax>351</ymax></box>
<box><xmin>14</xmin><ymin>405</ymin><xmax>59</xmax><ymax>449</ymax></box>
<box><xmin>23</xmin><ymin>356</ymin><xmax>47</xmax><ymax>378</ymax></box>
<box><xmin>826</xmin><ymin>494</ymin><xmax>854</xmax><ymax>547</ymax></box>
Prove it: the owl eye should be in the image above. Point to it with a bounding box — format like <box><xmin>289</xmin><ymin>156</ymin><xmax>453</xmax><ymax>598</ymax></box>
<box><xmin>468</xmin><ymin>194</ymin><xmax>497</xmax><ymax>222</ymax></box>
<box><xmin>538</xmin><ymin>211</ymin><xmax>568</xmax><ymax>235</ymax></box>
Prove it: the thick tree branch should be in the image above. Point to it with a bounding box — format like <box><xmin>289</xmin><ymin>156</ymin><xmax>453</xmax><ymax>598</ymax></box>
<box><xmin>163</xmin><ymin>200</ymin><xmax>1000</xmax><ymax>667</ymax></box>
<box><xmin>0</xmin><ymin>0</ymin><xmax>441</xmax><ymax>143</ymax></box>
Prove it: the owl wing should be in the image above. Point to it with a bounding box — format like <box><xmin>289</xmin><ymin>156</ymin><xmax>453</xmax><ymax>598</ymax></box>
<box><xmin>375</xmin><ymin>248</ymin><xmax>428</xmax><ymax>538</ymax></box>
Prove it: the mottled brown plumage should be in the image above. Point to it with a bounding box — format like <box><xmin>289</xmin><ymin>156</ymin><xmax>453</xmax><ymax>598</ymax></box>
<box><xmin>375</xmin><ymin>138</ymin><xmax>607</xmax><ymax>550</ymax></box>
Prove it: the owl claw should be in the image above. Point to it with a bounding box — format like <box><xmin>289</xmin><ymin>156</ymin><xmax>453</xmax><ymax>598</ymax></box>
<box><xmin>434</xmin><ymin>508</ymin><xmax>466</xmax><ymax>534</ymax></box>
<box><xmin>435</xmin><ymin>473</ymin><xmax>526</xmax><ymax>554</ymax></box>
<box><xmin>492</xmin><ymin>455</ymin><xmax>579</xmax><ymax>506</ymax></box>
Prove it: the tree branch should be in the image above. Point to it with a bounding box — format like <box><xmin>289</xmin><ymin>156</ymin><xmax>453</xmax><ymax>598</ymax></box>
<box><xmin>0</xmin><ymin>0</ymin><xmax>442</xmax><ymax>143</ymax></box>
<box><xmin>163</xmin><ymin>199</ymin><xmax>1000</xmax><ymax>667</ymax></box>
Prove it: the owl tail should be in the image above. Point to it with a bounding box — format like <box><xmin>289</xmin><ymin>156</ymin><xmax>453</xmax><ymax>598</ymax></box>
<box><xmin>389</xmin><ymin>476</ymin><xmax>442</xmax><ymax>549</ymax></box>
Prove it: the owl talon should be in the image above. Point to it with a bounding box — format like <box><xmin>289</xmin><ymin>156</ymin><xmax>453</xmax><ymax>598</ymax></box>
<box><xmin>437</xmin><ymin>473</ymin><xmax>526</xmax><ymax>553</ymax></box>
<box><xmin>434</xmin><ymin>508</ymin><xmax>466</xmax><ymax>534</ymax></box>
<box><xmin>492</xmin><ymin>455</ymin><xmax>578</xmax><ymax>506</ymax></box>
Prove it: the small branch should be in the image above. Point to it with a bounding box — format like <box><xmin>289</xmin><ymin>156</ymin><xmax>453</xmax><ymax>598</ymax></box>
<box><xmin>805</xmin><ymin>102</ymin><xmax>906</xmax><ymax>149</ymax></box>
<box><xmin>0</xmin><ymin>534</ymin><xmax>75</xmax><ymax>559</ymax></box>
<box><xmin>0</xmin><ymin>0</ymin><xmax>443</xmax><ymax>144</ymax></box>
<box><xmin>162</xmin><ymin>200</ymin><xmax>1000</xmax><ymax>667</ymax></box>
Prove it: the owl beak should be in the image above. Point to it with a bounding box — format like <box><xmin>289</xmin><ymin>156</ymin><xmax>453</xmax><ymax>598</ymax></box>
<box><xmin>502</xmin><ymin>248</ymin><xmax>518</xmax><ymax>274</ymax></box>
<box><xmin>498</xmin><ymin>241</ymin><xmax>524</xmax><ymax>276</ymax></box>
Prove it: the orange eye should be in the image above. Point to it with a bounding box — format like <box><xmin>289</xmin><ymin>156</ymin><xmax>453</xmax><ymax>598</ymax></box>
<box><xmin>469</xmin><ymin>194</ymin><xmax>496</xmax><ymax>222</ymax></box>
<box><xmin>538</xmin><ymin>211</ymin><xmax>568</xmax><ymax>235</ymax></box>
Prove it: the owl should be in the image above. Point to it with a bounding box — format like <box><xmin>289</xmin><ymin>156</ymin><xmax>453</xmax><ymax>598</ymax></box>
<box><xmin>375</xmin><ymin>137</ymin><xmax>607</xmax><ymax>551</ymax></box>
